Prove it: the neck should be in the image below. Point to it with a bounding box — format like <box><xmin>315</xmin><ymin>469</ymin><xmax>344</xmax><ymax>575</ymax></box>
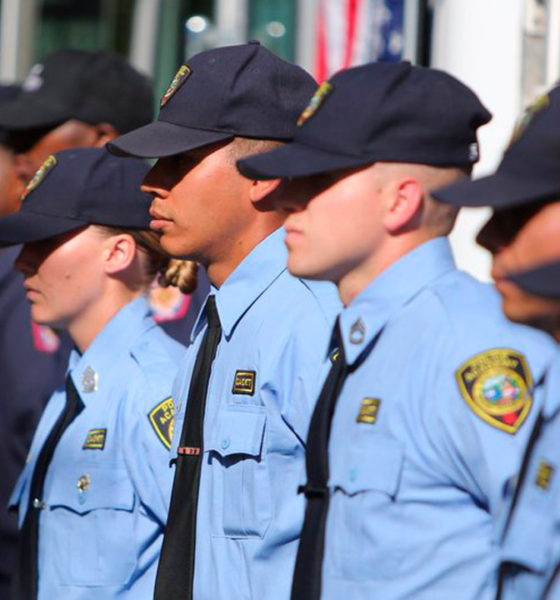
<box><xmin>68</xmin><ymin>287</ymin><xmax>142</xmax><ymax>353</ymax></box>
<box><xmin>337</xmin><ymin>233</ymin><xmax>433</xmax><ymax>306</ymax></box>
<box><xmin>205</xmin><ymin>219</ymin><xmax>283</xmax><ymax>288</ymax></box>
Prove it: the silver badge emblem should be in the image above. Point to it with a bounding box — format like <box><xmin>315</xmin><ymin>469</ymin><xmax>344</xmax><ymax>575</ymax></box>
<box><xmin>81</xmin><ymin>366</ymin><xmax>98</xmax><ymax>392</ymax></box>
<box><xmin>349</xmin><ymin>318</ymin><xmax>366</xmax><ymax>345</ymax></box>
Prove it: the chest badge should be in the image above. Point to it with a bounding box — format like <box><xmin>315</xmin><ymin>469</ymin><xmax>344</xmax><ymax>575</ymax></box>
<box><xmin>349</xmin><ymin>318</ymin><xmax>366</xmax><ymax>345</ymax></box>
<box><xmin>82</xmin><ymin>428</ymin><xmax>107</xmax><ymax>450</ymax></box>
<box><xmin>232</xmin><ymin>370</ymin><xmax>256</xmax><ymax>396</ymax></box>
<box><xmin>455</xmin><ymin>349</ymin><xmax>533</xmax><ymax>434</ymax></box>
<box><xmin>81</xmin><ymin>366</ymin><xmax>98</xmax><ymax>393</ymax></box>
<box><xmin>77</xmin><ymin>473</ymin><xmax>91</xmax><ymax>504</ymax></box>
<box><xmin>357</xmin><ymin>398</ymin><xmax>381</xmax><ymax>424</ymax></box>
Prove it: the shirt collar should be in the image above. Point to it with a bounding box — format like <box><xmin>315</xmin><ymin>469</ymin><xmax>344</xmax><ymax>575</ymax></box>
<box><xmin>191</xmin><ymin>228</ymin><xmax>287</xmax><ymax>340</ymax></box>
<box><xmin>339</xmin><ymin>237</ymin><xmax>456</xmax><ymax>366</ymax></box>
<box><xmin>68</xmin><ymin>296</ymin><xmax>154</xmax><ymax>402</ymax></box>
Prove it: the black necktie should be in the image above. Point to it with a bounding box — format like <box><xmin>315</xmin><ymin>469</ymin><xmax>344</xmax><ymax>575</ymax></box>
<box><xmin>11</xmin><ymin>375</ymin><xmax>84</xmax><ymax>600</ymax></box>
<box><xmin>154</xmin><ymin>295</ymin><xmax>222</xmax><ymax>600</ymax></box>
<box><xmin>291</xmin><ymin>321</ymin><xmax>348</xmax><ymax>600</ymax></box>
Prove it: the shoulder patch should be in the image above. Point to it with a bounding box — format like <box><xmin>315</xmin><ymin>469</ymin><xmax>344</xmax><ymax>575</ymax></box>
<box><xmin>21</xmin><ymin>155</ymin><xmax>57</xmax><ymax>201</ymax></box>
<box><xmin>455</xmin><ymin>349</ymin><xmax>533</xmax><ymax>434</ymax></box>
<box><xmin>148</xmin><ymin>397</ymin><xmax>175</xmax><ymax>449</ymax></box>
<box><xmin>232</xmin><ymin>370</ymin><xmax>256</xmax><ymax>396</ymax></box>
<box><xmin>297</xmin><ymin>81</ymin><xmax>334</xmax><ymax>127</ymax></box>
<box><xmin>160</xmin><ymin>65</ymin><xmax>191</xmax><ymax>107</ymax></box>
<box><xmin>82</xmin><ymin>428</ymin><xmax>107</xmax><ymax>450</ymax></box>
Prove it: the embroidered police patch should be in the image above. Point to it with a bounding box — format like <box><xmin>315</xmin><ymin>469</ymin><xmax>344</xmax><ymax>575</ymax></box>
<box><xmin>535</xmin><ymin>460</ymin><xmax>555</xmax><ymax>490</ymax></box>
<box><xmin>455</xmin><ymin>349</ymin><xmax>533</xmax><ymax>434</ymax></box>
<box><xmin>357</xmin><ymin>398</ymin><xmax>381</xmax><ymax>424</ymax></box>
<box><xmin>160</xmin><ymin>65</ymin><xmax>192</xmax><ymax>107</ymax></box>
<box><xmin>148</xmin><ymin>397</ymin><xmax>175</xmax><ymax>449</ymax></box>
<box><xmin>232</xmin><ymin>370</ymin><xmax>256</xmax><ymax>396</ymax></box>
<box><xmin>297</xmin><ymin>81</ymin><xmax>334</xmax><ymax>127</ymax></box>
<box><xmin>21</xmin><ymin>155</ymin><xmax>57</xmax><ymax>201</ymax></box>
<box><xmin>82</xmin><ymin>428</ymin><xmax>107</xmax><ymax>450</ymax></box>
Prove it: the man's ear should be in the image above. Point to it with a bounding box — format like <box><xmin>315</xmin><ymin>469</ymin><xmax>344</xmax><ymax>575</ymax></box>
<box><xmin>103</xmin><ymin>233</ymin><xmax>137</xmax><ymax>275</ymax></box>
<box><xmin>92</xmin><ymin>122</ymin><xmax>120</xmax><ymax>147</ymax></box>
<box><xmin>248</xmin><ymin>178</ymin><xmax>282</xmax><ymax>205</ymax></box>
<box><xmin>383</xmin><ymin>177</ymin><xmax>423</xmax><ymax>233</ymax></box>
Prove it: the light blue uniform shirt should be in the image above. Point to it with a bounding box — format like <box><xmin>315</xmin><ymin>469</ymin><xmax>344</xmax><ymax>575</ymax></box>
<box><xmin>319</xmin><ymin>237</ymin><xmax>555</xmax><ymax>600</ymax></box>
<box><xmin>497</xmin><ymin>352</ymin><xmax>560</xmax><ymax>599</ymax></box>
<box><xmin>171</xmin><ymin>228</ymin><xmax>341</xmax><ymax>600</ymax></box>
<box><xmin>9</xmin><ymin>297</ymin><xmax>185</xmax><ymax>599</ymax></box>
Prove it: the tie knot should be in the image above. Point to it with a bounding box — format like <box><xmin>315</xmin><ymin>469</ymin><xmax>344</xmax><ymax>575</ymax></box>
<box><xmin>205</xmin><ymin>295</ymin><xmax>221</xmax><ymax>330</ymax></box>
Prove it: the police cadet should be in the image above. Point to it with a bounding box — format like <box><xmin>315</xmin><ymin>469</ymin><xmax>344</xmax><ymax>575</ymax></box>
<box><xmin>0</xmin><ymin>52</ymin><xmax>206</xmax><ymax>596</ymax></box>
<box><xmin>2</xmin><ymin>148</ymin><xmax>189</xmax><ymax>599</ymax></box>
<box><xmin>434</xmin><ymin>84</ymin><xmax>560</xmax><ymax>599</ymax></box>
<box><xmin>237</xmin><ymin>61</ymin><xmax>556</xmax><ymax>599</ymax></box>
<box><xmin>107</xmin><ymin>42</ymin><xmax>341</xmax><ymax>600</ymax></box>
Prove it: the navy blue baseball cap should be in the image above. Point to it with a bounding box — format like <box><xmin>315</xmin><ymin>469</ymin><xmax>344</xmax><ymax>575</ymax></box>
<box><xmin>237</xmin><ymin>61</ymin><xmax>491</xmax><ymax>180</ymax></box>
<box><xmin>107</xmin><ymin>42</ymin><xmax>317</xmax><ymax>159</ymax></box>
<box><xmin>0</xmin><ymin>147</ymin><xmax>151</xmax><ymax>245</ymax></box>
<box><xmin>510</xmin><ymin>261</ymin><xmax>560</xmax><ymax>299</ymax></box>
<box><xmin>434</xmin><ymin>86</ymin><xmax>560</xmax><ymax>208</ymax></box>
<box><xmin>0</xmin><ymin>50</ymin><xmax>154</xmax><ymax>133</ymax></box>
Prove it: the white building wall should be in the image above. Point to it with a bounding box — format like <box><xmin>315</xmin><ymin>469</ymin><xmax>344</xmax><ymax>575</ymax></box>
<box><xmin>430</xmin><ymin>0</ymin><xmax>526</xmax><ymax>281</ymax></box>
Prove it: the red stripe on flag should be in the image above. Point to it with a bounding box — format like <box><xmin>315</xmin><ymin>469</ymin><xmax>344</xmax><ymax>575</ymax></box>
<box><xmin>316</xmin><ymin>1</ymin><xmax>328</xmax><ymax>82</ymax></box>
<box><xmin>344</xmin><ymin>0</ymin><xmax>360</xmax><ymax>68</ymax></box>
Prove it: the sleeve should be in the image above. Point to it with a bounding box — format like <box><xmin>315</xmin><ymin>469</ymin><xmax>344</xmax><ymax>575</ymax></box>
<box><xmin>121</xmin><ymin>367</ymin><xmax>178</xmax><ymax>525</ymax></box>
<box><xmin>260</xmin><ymin>307</ymin><xmax>334</xmax><ymax>445</ymax></box>
<box><xmin>425</xmin><ymin>333</ymin><xmax>543</xmax><ymax>516</ymax></box>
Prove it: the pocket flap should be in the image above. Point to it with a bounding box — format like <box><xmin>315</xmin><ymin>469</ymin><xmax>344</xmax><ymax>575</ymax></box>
<box><xmin>47</xmin><ymin>465</ymin><xmax>135</xmax><ymax>514</ymax></box>
<box><xmin>329</xmin><ymin>433</ymin><xmax>404</xmax><ymax>496</ymax></box>
<box><xmin>206</xmin><ymin>408</ymin><xmax>266</xmax><ymax>457</ymax></box>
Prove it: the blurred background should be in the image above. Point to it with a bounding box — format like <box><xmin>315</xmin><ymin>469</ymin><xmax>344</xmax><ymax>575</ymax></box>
<box><xmin>0</xmin><ymin>0</ymin><xmax>557</xmax><ymax>280</ymax></box>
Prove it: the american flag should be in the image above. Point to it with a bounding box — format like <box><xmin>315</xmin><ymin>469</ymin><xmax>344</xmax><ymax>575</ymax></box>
<box><xmin>315</xmin><ymin>0</ymin><xmax>404</xmax><ymax>81</ymax></box>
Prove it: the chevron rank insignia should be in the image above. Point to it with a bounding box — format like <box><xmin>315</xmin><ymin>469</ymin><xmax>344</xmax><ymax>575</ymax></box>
<box><xmin>82</xmin><ymin>429</ymin><xmax>107</xmax><ymax>450</ymax></box>
<box><xmin>455</xmin><ymin>349</ymin><xmax>533</xmax><ymax>434</ymax></box>
<box><xmin>160</xmin><ymin>65</ymin><xmax>191</xmax><ymax>107</ymax></box>
<box><xmin>148</xmin><ymin>397</ymin><xmax>175</xmax><ymax>449</ymax></box>
<box><xmin>357</xmin><ymin>398</ymin><xmax>381</xmax><ymax>425</ymax></box>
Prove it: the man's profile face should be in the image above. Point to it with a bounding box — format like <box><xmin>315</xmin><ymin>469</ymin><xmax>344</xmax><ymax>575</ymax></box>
<box><xmin>4</xmin><ymin>120</ymin><xmax>102</xmax><ymax>210</ymax></box>
<box><xmin>279</xmin><ymin>164</ymin><xmax>386</xmax><ymax>285</ymax></box>
<box><xmin>477</xmin><ymin>200</ymin><xmax>560</xmax><ymax>326</ymax></box>
<box><xmin>0</xmin><ymin>143</ymin><xmax>19</xmax><ymax>217</ymax></box>
<box><xmin>142</xmin><ymin>141</ymin><xmax>253</xmax><ymax>262</ymax></box>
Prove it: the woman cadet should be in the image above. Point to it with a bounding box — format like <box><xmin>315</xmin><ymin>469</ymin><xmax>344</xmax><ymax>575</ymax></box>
<box><xmin>1</xmin><ymin>147</ymin><xmax>195</xmax><ymax>599</ymax></box>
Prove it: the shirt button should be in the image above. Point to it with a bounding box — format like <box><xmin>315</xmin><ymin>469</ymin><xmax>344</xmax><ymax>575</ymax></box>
<box><xmin>221</xmin><ymin>437</ymin><xmax>231</xmax><ymax>450</ymax></box>
<box><xmin>33</xmin><ymin>498</ymin><xmax>46</xmax><ymax>510</ymax></box>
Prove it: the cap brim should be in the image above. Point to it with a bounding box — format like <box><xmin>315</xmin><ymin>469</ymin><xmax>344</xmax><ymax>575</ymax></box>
<box><xmin>0</xmin><ymin>95</ymin><xmax>70</xmax><ymax>129</ymax></box>
<box><xmin>107</xmin><ymin>121</ymin><xmax>234</xmax><ymax>159</ymax></box>
<box><xmin>510</xmin><ymin>261</ymin><xmax>560</xmax><ymax>299</ymax></box>
<box><xmin>0</xmin><ymin>210</ymin><xmax>87</xmax><ymax>247</ymax></box>
<box><xmin>237</xmin><ymin>142</ymin><xmax>372</xmax><ymax>180</ymax></box>
<box><xmin>433</xmin><ymin>170</ymin><xmax>560</xmax><ymax>209</ymax></box>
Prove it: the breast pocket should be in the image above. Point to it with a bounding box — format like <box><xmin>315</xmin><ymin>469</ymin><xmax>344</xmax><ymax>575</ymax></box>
<box><xmin>328</xmin><ymin>433</ymin><xmax>405</xmax><ymax>580</ymax></box>
<box><xmin>206</xmin><ymin>407</ymin><xmax>271</xmax><ymax>538</ymax></box>
<box><xmin>46</xmin><ymin>466</ymin><xmax>137</xmax><ymax>586</ymax></box>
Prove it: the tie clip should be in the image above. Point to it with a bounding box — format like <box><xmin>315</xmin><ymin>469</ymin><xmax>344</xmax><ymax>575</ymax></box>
<box><xmin>178</xmin><ymin>446</ymin><xmax>201</xmax><ymax>456</ymax></box>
